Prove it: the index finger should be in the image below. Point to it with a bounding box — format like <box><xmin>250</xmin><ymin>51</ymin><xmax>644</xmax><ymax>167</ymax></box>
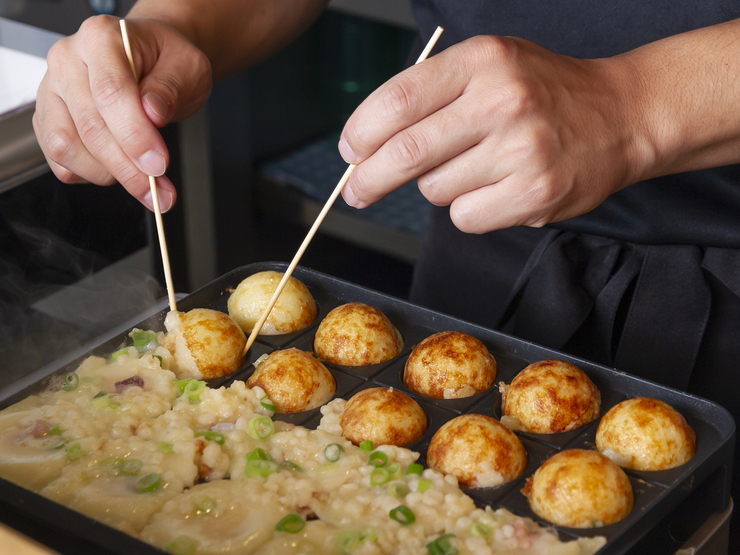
<box><xmin>79</xmin><ymin>16</ymin><xmax>169</xmax><ymax>178</ymax></box>
<box><xmin>338</xmin><ymin>39</ymin><xmax>473</xmax><ymax>165</ymax></box>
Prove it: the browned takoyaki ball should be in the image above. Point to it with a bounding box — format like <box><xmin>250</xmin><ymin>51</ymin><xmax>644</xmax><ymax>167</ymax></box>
<box><xmin>500</xmin><ymin>360</ymin><xmax>600</xmax><ymax>434</ymax></box>
<box><xmin>340</xmin><ymin>387</ymin><xmax>426</xmax><ymax>446</ymax></box>
<box><xmin>314</xmin><ymin>303</ymin><xmax>403</xmax><ymax>366</ymax></box>
<box><xmin>247</xmin><ymin>348</ymin><xmax>335</xmax><ymax>413</ymax></box>
<box><xmin>427</xmin><ymin>414</ymin><xmax>526</xmax><ymax>487</ymax></box>
<box><xmin>523</xmin><ymin>449</ymin><xmax>633</xmax><ymax>528</ymax></box>
<box><xmin>596</xmin><ymin>397</ymin><xmax>696</xmax><ymax>470</ymax></box>
<box><xmin>227</xmin><ymin>271</ymin><xmax>317</xmax><ymax>335</ymax></box>
<box><xmin>163</xmin><ymin>308</ymin><xmax>245</xmax><ymax>380</ymax></box>
<box><xmin>404</xmin><ymin>331</ymin><xmax>496</xmax><ymax>399</ymax></box>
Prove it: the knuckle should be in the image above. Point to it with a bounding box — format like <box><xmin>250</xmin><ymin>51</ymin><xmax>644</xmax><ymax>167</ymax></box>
<box><xmin>388</xmin><ymin>130</ymin><xmax>428</xmax><ymax>175</ymax></box>
<box><xmin>90</xmin><ymin>71</ymin><xmax>128</xmax><ymax>110</ymax></box>
<box><xmin>78</xmin><ymin>15</ymin><xmax>117</xmax><ymax>42</ymax></box>
<box><xmin>417</xmin><ymin>173</ymin><xmax>448</xmax><ymax>205</ymax></box>
<box><xmin>45</xmin><ymin>129</ymin><xmax>75</xmax><ymax>165</ymax></box>
<box><xmin>52</xmin><ymin>166</ymin><xmax>80</xmax><ymax>184</ymax></box>
<box><xmin>380</xmin><ymin>76</ymin><xmax>419</xmax><ymax>121</ymax></box>
<box><xmin>76</xmin><ymin>110</ymin><xmax>109</xmax><ymax>148</ymax></box>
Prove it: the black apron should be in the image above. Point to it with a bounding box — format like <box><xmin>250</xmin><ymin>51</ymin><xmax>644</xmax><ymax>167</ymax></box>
<box><xmin>406</xmin><ymin>0</ymin><xmax>740</xmax><ymax>541</ymax></box>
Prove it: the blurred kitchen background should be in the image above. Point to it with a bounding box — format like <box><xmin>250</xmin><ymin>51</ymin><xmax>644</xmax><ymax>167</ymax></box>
<box><xmin>0</xmin><ymin>0</ymin><xmax>423</xmax><ymax>386</ymax></box>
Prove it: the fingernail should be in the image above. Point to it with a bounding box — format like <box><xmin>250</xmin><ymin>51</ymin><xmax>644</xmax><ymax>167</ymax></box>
<box><xmin>343</xmin><ymin>183</ymin><xmax>359</xmax><ymax>207</ymax></box>
<box><xmin>139</xmin><ymin>150</ymin><xmax>166</xmax><ymax>177</ymax></box>
<box><xmin>144</xmin><ymin>92</ymin><xmax>168</xmax><ymax>119</ymax></box>
<box><xmin>338</xmin><ymin>136</ymin><xmax>359</xmax><ymax>164</ymax></box>
<box><xmin>143</xmin><ymin>188</ymin><xmax>174</xmax><ymax>213</ymax></box>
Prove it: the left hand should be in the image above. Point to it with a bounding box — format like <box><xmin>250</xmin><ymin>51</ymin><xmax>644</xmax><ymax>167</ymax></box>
<box><xmin>338</xmin><ymin>35</ymin><xmax>646</xmax><ymax>234</ymax></box>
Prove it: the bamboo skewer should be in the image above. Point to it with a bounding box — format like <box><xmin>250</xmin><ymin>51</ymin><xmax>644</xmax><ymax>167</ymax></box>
<box><xmin>120</xmin><ymin>19</ymin><xmax>178</xmax><ymax>312</ymax></box>
<box><xmin>243</xmin><ymin>26</ymin><xmax>444</xmax><ymax>356</ymax></box>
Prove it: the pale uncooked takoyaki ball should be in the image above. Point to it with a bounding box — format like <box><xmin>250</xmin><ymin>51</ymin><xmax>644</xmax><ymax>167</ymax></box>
<box><xmin>596</xmin><ymin>397</ymin><xmax>696</xmax><ymax>471</ymax></box>
<box><xmin>523</xmin><ymin>449</ymin><xmax>633</xmax><ymax>528</ymax></box>
<box><xmin>163</xmin><ymin>309</ymin><xmax>246</xmax><ymax>380</ymax></box>
<box><xmin>427</xmin><ymin>414</ymin><xmax>526</xmax><ymax>487</ymax></box>
<box><xmin>404</xmin><ymin>331</ymin><xmax>496</xmax><ymax>399</ymax></box>
<box><xmin>247</xmin><ymin>348</ymin><xmax>335</xmax><ymax>413</ymax></box>
<box><xmin>227</xmin><ymin>271</ymin><xmax>317</xmax><ymax>335</ymax></box>
<box><xmin>500</xmin><ymin>360</ymin><xmax>600</xmax><ymax>434</ymax></box>
<box><xmin>340</xmin><ymin>387</ymin><xmax>426</xmax><ymax>446</ymax></box>
<box><xmin>313</xmin><ymin>303</ymin><xmax>403</xmax><ymax>366</ymax></box>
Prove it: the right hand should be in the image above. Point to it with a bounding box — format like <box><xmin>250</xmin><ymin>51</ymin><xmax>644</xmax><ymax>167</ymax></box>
<box><xmin>33</xmin><ymin>15</ymin><xmax>212</xmax><ymax>212</ymax></box>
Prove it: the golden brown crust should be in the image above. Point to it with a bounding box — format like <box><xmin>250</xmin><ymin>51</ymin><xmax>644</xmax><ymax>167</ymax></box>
<box><xmin>247</xmin><ymin>348</ymin><xmax>335</xmax><ymax>413</ymax></box>
<box><xmin>503</xmin><ymin>360</ymin><xmax>600</xmax><ymax>434</ymax></box>
<box><xmin>524</xmin><ymin>449</ymin><xmax>633</xmax><ymax>527</ymax></box>
<box><xmin>168</xmin><ymin>308</ymin><xmax>246</xmax><ymax>379</ymax></box>
<box><xmin>403</xmin><ymin>331</ymin><xmax>496</xmax><ymax>399</ymax></box>
<box><xmin>340</xmin><ymin>387</ymin><xmax>426</xmax><ymax>446</ymax></box>
<box><xmin>313</xmin><ymin>303</ymin><xmax>403</xmax><ymax>366</ymax></box>
<box><xmin>595</xmin><ymin>397</ymin><xmax>696</xmax><ymax>470</ymax></box>
<box><xmin>427</xmin><ymin>414</ymin><xmax>526</xmax><ymax>486</ymax></box>
<box><xmin>227</xmin><ymin>271</ymin><xmax>317</xmax><ymax>335</ymax></box>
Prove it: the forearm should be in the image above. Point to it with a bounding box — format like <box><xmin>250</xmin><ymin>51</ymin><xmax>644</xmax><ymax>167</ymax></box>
<box><xmin>610</xmin><ymin>18</ymin><xmax>740</xmax><ymax>181</ymax></box>
<box><xmin>127</xmin><ymin>0</ymin><xmax>329</xmax><ymax>79</ymax></box>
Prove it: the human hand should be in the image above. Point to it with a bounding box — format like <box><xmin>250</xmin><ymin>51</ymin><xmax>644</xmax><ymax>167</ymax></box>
<box><xmin>33</xmin><ymin>15</ymin><xmax>212</xmax><ymax>211</ymax></box>
<box><xmin>339</xmin><ymin>35</ymin><xmax>646</xmax><ymax>234</ymax></box>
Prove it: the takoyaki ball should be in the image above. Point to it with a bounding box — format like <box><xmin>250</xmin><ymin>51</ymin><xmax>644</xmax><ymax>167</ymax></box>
<box><xmin>246</xmin><ymin>348</ymin><xmax>336</xmax><ymax>413</ymax></box>
<box><xmin>596</xmin><ymin>398</ymin><xmax>696</xmax><ymax>471</ymax></box>
<box><xmin>313</xmin><ymin>303</ymin><xmax>403</xmax><ymax>366</ymax></box>
<box><xmin>500</xmin><ymin>360</ymin><xmax>600</xmax><ymax>434</ymax></box>
<box><xmin>404</xmin><ymin>331</ymin><xmax>496</xmax><ymax>399</ymax></box>
<box><xmin>427</xmin><ymin>414</ymin><xmax>526</xmax><ymax>487</ymax></box>
<box><xmin>523</xmin><ymin>449</ymin><xmax>633</xmax><ymax>528</ymax></box>
<box><xmin>340</xmin><ymin>387</ymin><xmax>426</xmax><ymax>446</ymax></box>
<box><xmin>163</xmin><ymin>309</ymin><xmax>246</xmax><ymax>380</ymax></box>
<box><xmin>227</xmin><ymin>271</ymin><xmax>317</xmax><ymax>335</ymax></box>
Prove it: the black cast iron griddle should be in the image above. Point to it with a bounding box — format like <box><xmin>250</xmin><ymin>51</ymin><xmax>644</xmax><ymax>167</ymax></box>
<box><xmin>0</xmin><ymin>262</ymin><xmax>734</xmax><ymax>555</ymax></box>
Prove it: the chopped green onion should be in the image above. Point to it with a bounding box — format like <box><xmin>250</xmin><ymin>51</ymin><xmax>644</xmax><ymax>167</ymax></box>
<box><xmin>191</xmin><ymin>494</ymin><xmax>216</xmax><ymax>513</ymax></box>
<box><xmin>275</xmin><ymin>514</ymin><xmax>305</xmax><ymax>534</ymax></box>
<box><xmin>99</xmin><ymin>456</ymin><xmax>121</xmax><ymax>471</ymax></box>
<box><xmin>165</xmin><ymin>535</ymin><xmax>196</xmax><ymax>555</ymax></box>
<box><xmin>61</xmin><ymin>372</ymin><xmax>79</xmax><ymax>392</ymax></box>
<box><xmin>175</xmin><ymin>379</ymin><xmax>207</xmax><ymax>403</ymax></box>
<box><xmin>66</xmin><ymin>442</ymin><xmax>84</xmax><ymax>461</ymax></box>
<box><xmin>119</xmin><ymin>458</ymin><xmax>143</xmax><ymax>476</ymax></box>
<box><xmin>153</xmin><ymin>355</ymin><xmax>163</xmax><ymax>365</ymax></box>
<box><xmin>91</xmin><ymin>391</ymin><xmax>110</xmax><ymax>409</ymax></box>
<box><xmin>470</xmin><ymin>522</ymin><xmax>490</xmax><ymax>538</ymax></box>
<box><xmin>110</xmin><ymin>347</ymin><xmax>130</xmax><ymax>361</ymax></box>
<box><xmin>260</xmin><ymin>397</ymin><xmax>276</xmax><ymax>412</ymax></box>
<box><xmin>49</xmin><ymin>439</ymin><xmax>68</xmax><ymax>450</ymax></box>
<box><xmin>324</xmin><ymin>443</ymin><xmax>344</xmax><ymax>462</ymax></box>
<box><xmin>159</xmin><ymin>442</ymin><xmax>174</xmax><ymax>454</ymax></box>
<box><xmin>426</xmin><ymin>534</ymin><xmax>458</xmax><ymax>555</ymax></box>
<box><xmin>418</xmin><ymin>478</ymin><xmax>431</xmax><ymax>493</ymax></box>
<box><xmin>48</xmin><ymin>425</ymin><xmax>63</xmax><ymax>436</ymax></box>
<box><xmin>135</xmin><ymin>473</ymin><xmax>162</xmax><ymax>493</ymax></box>
<box><xmin>244</xmin><ymin>459</ymin><xmax>279</xmax><ymax>478</ymax></box>
<box><xmin>248</xmin><ymin>416</ymin><xmax>274</xmax><ymax>440</ymax></box>
<box><xmin>318</xmin><ymin>462</ymin><xmax>338</xmax><ymax>474</ymax></box>
<box><xmin>387</xmin><ymin>463</ymin><xmax>402</xmax><ymax>480</ymax></box>
<box><xmin>281</xmin><ymin>460</ymin><xmax>302</xmax><ymax>472</ymax></box>
<box><xmin>334</xmin><ymin>530</ymin><xmax>360</xmax><ymax>554</ymax></box>
<box><xmin>246</xmin><ymin>448</ymin><xmax>273</xmax><ymax>462</ymax></box>
<box><xmin>368</xmin><ymin>451</ymin><xmax>388</xmax><ymax>467</ymax></box>
<box><xmin>370</xmin><ymin>467</ymin><xmax>390</xmax><ymax>487</ymax></box>
<box><xmin>389</xmin><ymin>505</ymin><xmax>415</xmax><ymax>526</ymax></box>
<box><xmin>194</xmin><ymin>429</ymin><xmax>225</xmax><ymax>445</ymax></box>
<box><xmin>360</xmin><ymin>526</ymin><xmax>377</xmax><ymax>543</ymax></box>
<box><xmin>359</xmin><ymin>440</ymin><xmax>374</xmax><ymax>452</ymax></box>
<box><xmin>388</xmin><ymin>483</ymin><xmax>409</xmax><ymax>498</ymax></box>
<box><xmin>406</xmin><ymin>463</ymin><xmax>424</xmax><ymax>476</ymax></box>
<box><xmin>130</xmin><ymin>330</ymin><xmax>158</xmax><ymax>351</ymax></box>
<box><xmin>82</xmin><ymin>375</ymin><xmax>101</xmax><ymax>385</ymax></box>
<box><xmin>108</xmin><ymin>403</ymin><xmax>120</xmax><ymax>409</ymax></box>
